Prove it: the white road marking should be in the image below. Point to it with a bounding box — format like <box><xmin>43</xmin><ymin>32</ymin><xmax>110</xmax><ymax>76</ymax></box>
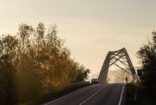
<box><xmin>43</xmin><ymin>92</ymin><xmax>74</xmax><ymax>105</ymax></box>
<box><xmin>118</xmin><ymin>84</ymin><xmax>126</xmax><ymax>105</ymax></box>
<box><xmin>79</xmin><ymin>84</ymin><xmax>108</xmax><ymax>105</ymax></box>
<box><xmin>44</xmin><ymin>84</ymin><xmax>101</xmax><ymax>105</ymax></box>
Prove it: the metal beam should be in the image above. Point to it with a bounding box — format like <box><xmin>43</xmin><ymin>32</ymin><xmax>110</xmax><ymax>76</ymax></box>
<box><xmin>98</xmin><ymin>48</ymin><xmax>137</xmax><ymax>83</ymax></box>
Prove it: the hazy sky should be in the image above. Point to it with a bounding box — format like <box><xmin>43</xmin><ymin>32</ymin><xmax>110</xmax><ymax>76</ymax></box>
<box><xmin>0</xmin><ymin>0</ymin><xmax>156</xmax><ymax>78</ymax></box>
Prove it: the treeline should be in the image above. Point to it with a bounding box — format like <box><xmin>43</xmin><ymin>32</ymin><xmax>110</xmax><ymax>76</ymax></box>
<box><xmin>137</xmin><ymin>31</ymin><xmax>156</xmax><ymax>98</ymax></box>
<box><xmin>0</xmin><ymin>23</ymin><xmax>90</xmax><ymax>104</ymax></box>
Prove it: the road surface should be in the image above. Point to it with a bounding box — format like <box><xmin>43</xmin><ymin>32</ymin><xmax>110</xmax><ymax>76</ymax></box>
<box><xmin>44</xmin><ymin>83</ymin><xmax>126</xmax><ymax>105</ymax></box>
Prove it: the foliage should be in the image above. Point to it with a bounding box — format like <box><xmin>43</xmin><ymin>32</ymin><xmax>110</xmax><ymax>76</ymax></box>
<box><xmin>0</xmin><ymin>23</ymin><xmax>90</xmax><ymax>104</ymax></box>
<box><xmin>137</xmin><ymin>31</ymin><xmax>156</xmax><ymax>98</ymax></box>
<box><xmin>126</xmin><ymin>84</ymin><xmax>156</xmax><ymax>105</ymax></box>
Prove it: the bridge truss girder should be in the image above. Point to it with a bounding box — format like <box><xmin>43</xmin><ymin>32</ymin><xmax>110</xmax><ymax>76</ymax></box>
<box><xmin>98</xmin><ymin>48</ymin><xmax>137</xmax><ymax>82</ymax></box>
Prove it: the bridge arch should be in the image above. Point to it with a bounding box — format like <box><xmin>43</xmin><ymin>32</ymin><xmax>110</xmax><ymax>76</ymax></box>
<box><xmin>98</xmin><ymin>48</ymin><xmax>137</xmax><ymax>83</ymax></box>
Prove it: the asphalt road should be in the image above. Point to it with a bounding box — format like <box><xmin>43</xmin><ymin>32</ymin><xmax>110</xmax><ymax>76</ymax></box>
<box><xmin>44</xmin><ymin>83</ymin><xmax>126</xmax><ymax>105</ymax></box>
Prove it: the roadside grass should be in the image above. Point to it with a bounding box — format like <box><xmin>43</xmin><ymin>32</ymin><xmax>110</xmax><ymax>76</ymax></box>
<box><xmin>19</xmin><ymin>81</ymin><xmax>91</xmax><ymax>105</ymax></box>
<box><xmin>126</xmin><ymin>83</ymin><xmax>156</xmax><ymax>105</ymax></box>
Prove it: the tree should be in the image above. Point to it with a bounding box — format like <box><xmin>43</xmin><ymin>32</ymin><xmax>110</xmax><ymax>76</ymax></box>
<box><xmin>137</xmin><ymin>31</ymin><xmax>156</xmax><ymax>98</ymax></box>
<box><xmin>0</xmin><ymin>23</ymin><xmax>90</xmax><ymax>104</ymax></box>
<box><xmin>0</xmin><ymin>35</ymin><xmax>18</xmax><ymax>105</ymax></box>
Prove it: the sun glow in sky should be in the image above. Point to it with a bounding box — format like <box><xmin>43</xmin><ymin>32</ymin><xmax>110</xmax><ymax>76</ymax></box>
<box><xmin>0</xmin><ymin>0</ymin><xmax>156</xmax><ymax>78</ymax></box>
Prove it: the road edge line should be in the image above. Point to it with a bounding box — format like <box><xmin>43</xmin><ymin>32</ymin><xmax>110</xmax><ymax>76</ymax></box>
<box><xmin>118</xmin><ymin>84</ymin><xmax>126</xmax><ymax>105</ymax></box>
<box><xmin>79</xmin><ymin>84</ymin><xmax>108</xmax><ymax>105</ymax></box>
<box><xmin>44</xmin><ymin>84</ymin><xmax>99</xmax><ymax>105</ymax></box>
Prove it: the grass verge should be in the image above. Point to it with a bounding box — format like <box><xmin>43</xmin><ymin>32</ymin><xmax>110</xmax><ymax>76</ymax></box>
<box><xmin>126</xmin><ymin>83</ymin><xmax>156</xmax><ymax>105</ymax></box>
<box><xmin>19</xmin><ymin>81</ymin><xmax>91</xmax><ymax>105</ymax></box>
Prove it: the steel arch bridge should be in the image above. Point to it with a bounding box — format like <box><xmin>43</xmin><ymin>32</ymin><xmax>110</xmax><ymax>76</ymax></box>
<box><xmin>98</xmin><ymin>48</ymin><xmax>137</xmax><ymax>83</ymax></box>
